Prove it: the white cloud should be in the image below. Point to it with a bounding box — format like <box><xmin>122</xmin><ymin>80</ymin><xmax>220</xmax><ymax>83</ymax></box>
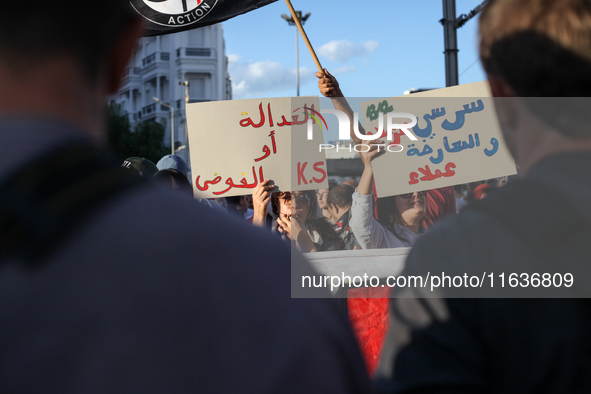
<box><xmin>227</xmin><ymin>54</ymin><xmax>241</xmax><ymax>64</ymax></box>
<box><xmin>318</xmin><ymin>40</ymin><xmax>379</xmax><ymax>63</ymax></box>
<box><xmin>229</xmin><ymin>60</ymin><xmax>313</xmax><ymax>98</ymax></box>
<box><xmin>331</xmin><ymin>65</ymin><xmax>356</xmax><ymax>75</ymax></box>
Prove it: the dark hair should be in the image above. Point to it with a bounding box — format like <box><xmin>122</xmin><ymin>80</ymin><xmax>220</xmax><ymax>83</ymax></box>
<box><xmin>327</xmin><ymin>184</ymin><xmax>354</xmax><ymax>209</ymax></box>
<box><xmin>375</xmin><ymin>194</ymin><xmax>428</xmax><ymax>245</ymax></box>
<box><xmin>152</xmin><ymin>169</ymin><xmax>193</xmax><ymax>197</ymax></box>
<box><xmin>0</xmin><ymin>1</ymin><xmax>138</xmax><ymax>83</ymax></box>
<box><xmin>272</xmin><ymin>190</ymin><xmax>344</xmax><ymax>250</ymax></box>
<box><xmin>479</xmin><ymin>0</ymin><xmax>591</xmax><ymax>138</ymax></box>
<box><xmin>480</xmin><ymin>0</ymin><xmax>591</xmax><ymax>97</ymax></box>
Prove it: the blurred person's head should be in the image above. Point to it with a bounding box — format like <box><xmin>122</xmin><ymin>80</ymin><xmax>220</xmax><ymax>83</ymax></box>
<box><xmin>342</xmin><ymin>179</ymin><xmax>358</xmax><ymax>190</ymax></box>
<box><xmin>0</xmin><ymin>1</ymin><xmax>144</xmax><ymax>137</ymax></box>
<box><xmin>156</xmin><ymin>155</ymin><xmax>189</xmax><ymax>177</ymax></box>
<box><xmin>152</xmin><ymin>168</ymin><xmax>193</xmax><ymax>197</ymax></box>
<box><xmin>241</xmin><ymin>195</ymin><xmax>253</xmax><ymax>210</ymax></box>
<box><xmin>480</xmin><ymin>0</ymin><xmax>591</xmax><ymax>99</ymax></box>
<box><xmin>467</xmin><ymin>181</ymin><xmax>483</xmax><ymax>195</ymax></box>
<box><xmin>472</xmin><ymin>184</ymin><xmax>492</xmax><ymax>200</ymax></box>
<box><xmin>121</xmin><ymin>157</ymin><xmax>158</xmax><ymax>179</ymax></box>
<box><xmin>480</xmin><ymin>0</ymin><xmax>591</xmax><ymax>173</ymax></box>
<box><xmin>327</xmin><ymin>184</ymin><xmax>354</xmax><ymax>222</ymax></box>
<box><xmin>0</xmin><ymin>1</ymin><xmax>139</xmax><ymax>82</ymax></box>
<box><xmin>225</xmin><ymin>196</ymin><xmax>246</xmax><ymax>218</ymax></box>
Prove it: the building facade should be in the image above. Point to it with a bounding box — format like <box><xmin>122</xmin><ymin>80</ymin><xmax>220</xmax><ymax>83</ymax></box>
<box><xmin>111</xmin><ymin>24</ymin><xmax>231</xmax><ymax>166</ymax></box>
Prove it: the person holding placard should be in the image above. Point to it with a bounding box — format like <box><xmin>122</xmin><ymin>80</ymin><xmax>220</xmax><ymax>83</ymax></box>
<box><xmin>252</xmin><ymin>180</ymin><xmax>344</xmax><ymax>252</ymax></box>
<box><xmin>349</xmin><ymin>139</ymin><xmax>426</xmax><ymax>249</ymax></box>
<box><xmin>315</xmin><ymin>72</ymin><xmax>456</xmax><ymax>231</ymax></box>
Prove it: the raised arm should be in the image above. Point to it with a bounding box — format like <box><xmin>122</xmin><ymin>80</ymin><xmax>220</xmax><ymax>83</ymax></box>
<box><xmin>357</xmin><ymin>139</ymin><xmax>383</xmax><ymax>195</ymax></box>
<box><xmin>316</xmin><ymin>68</ymin><xmax>366</xmax><ymax>145</ymax></box>
<box><xmin>251</xmin><ymin>179</ymin><xmax>274</xmax><ymax>228</ymax></box>
<box><xmin>348</xmin><ymin>140</ymin><xmax>394</xmax><ymax>249</ymax></box>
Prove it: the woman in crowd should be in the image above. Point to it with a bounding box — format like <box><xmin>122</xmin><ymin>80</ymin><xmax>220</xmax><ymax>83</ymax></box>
<box><xmin>252</xmin><ymin>180</ymin><xmax>344</xmax><ymax>252</ymax></box>
<box><xmin>350</xmin><ymin>140</ymin><xmax>426</xmax><ymax>249</ymax></box>
<box><xmin>316</xmin><ymin>187</ymin><xmax>333</xmax><ymax>223</ymax></box>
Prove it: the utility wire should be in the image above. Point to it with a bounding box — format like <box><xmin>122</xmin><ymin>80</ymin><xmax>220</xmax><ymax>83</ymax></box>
<box><xmin>459</xmin><ymin>56</ymin><xmax>481</xmax><ymax>77</ymax></box>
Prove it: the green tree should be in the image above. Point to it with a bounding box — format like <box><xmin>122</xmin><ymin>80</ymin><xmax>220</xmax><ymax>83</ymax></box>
<box><xmin>132</xmin><ymin>119</ymin><xmax>169</xmax><ymax>163</ymax></box>
<box><xmin>106</xmin><ymin>103</ymin><xmax>168</xmax><ymax>164</ymax></box>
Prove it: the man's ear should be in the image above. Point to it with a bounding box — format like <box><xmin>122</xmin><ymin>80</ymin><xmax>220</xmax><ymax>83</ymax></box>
<box><xmin>330</xmin><ymin>203</ymin><xmax>339</xmax><ymax>215</ymax></box>
<box><xmin>105</xmin><ymin>16</ymin><xmax>145</xmax><ymax>95</ymax></box>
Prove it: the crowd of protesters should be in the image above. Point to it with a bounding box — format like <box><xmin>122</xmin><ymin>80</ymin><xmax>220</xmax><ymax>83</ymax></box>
<box><xmin>124</xmin><ymin>151</ymin><xmax>506</xmax><ymax>256</ymax></box>
<box><xmin>5</xmin><ymin>0</ymin><xmax>591</xmax><ymax>392</ymax></box>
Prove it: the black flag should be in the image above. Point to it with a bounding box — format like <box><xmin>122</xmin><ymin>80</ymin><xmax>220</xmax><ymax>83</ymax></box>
<box><xmin>130</xmin><ymin>0</ymin><xmax>277</xmax><ymax>36</ymax></box>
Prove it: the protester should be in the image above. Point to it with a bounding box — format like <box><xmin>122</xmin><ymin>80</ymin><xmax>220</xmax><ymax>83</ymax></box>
<box><xmin>471</xmin><ymin>183</ymin><xmax>491</xmax><ymax>200</ymax></box>
<box><xmin>316</xmin><ymin>71</ymin><xmax>455</xmax><ymax>230</ymax></box>
<box><xmin>225</xmin><ymin>195</ymin><xmax>254</xmax><ymax>220</ymax></box>
<box><xmin>453</xmin><ymin>184</ymin><xmax>468</xmax><ymax>212</ymax></box>
<box><xmin>155</xmin><ymin>158</ymin><xmax>227</xmax><ymax>212</ymax></box>
<box><xmin>152</xmin><ymin>168</ymin><xmax>193</xmax><ymax>197</ymax></box>
<box><xmin>252</xmin><ymin>181</ymin><xmax>344</xmax><ymax>252</ymax></box>
<box><xmin>465</xmin><ymin>180</ymin><xmax>483</xmax><ymax>201</ymax></box>
<box><xmin>316</xmin><ymin>187</ymin><xmax>333</xmax><ymax>223</ymax></box>
<box><xmin>0</xmin><ymin>2</ymin><xmax>372</xmax><ymax>392</ymax></box>
<box><xmin>373</xmin><ymin>0</ymin><xmax>591</xmax><ymax>392</ymax></box>
<box><xmin>327</xmin><ymin>184</ymin><xmax>361</xmax><ymax>250</ymax></box>
<box><xmin>342</xmin><ymin>178</ymin><xmax>359</xmax><ymax>190</ymax></box>
<box><xmin>349</xmin><ymin>139</ymin><xmax>426</xmax><ymax>249</ymax></box>
<box><xmin>275</xmin><ymin>190</ymin><xmax>345</xmax><ymax>252</ymax></box>
<box><xmin>251</xmin><ymin>179</ymin><xmax>273</xmax><ymax>228</ymax></box>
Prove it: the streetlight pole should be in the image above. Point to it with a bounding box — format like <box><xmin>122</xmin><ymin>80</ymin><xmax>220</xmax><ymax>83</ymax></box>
<box><xmin>152</xmin><ymin>97</ymin><xmax>174</xmax><ymax>155</ymax></box>
<box><xmin>281</xmin><ymin>11</ymin><xmax>311</xmax><ymax>96</ymax></box>
<box><xmin>442</xmin><ymin>0</ymin><xmax>459</xmax><ymax>87</ymax></box>
<box><xmin>441</xmin><ymin>0</ymin><xmax>489</xmax><ymax>87</ymax></box>
<box><xmin>179</xmin><ymin>80</ymin><xmax>190</xmax><ymax>104</ymax></box>
<box><xmin>178</xmin><ymin>81</ymin><xmax>190</xmax><ymax>157</ymax></box>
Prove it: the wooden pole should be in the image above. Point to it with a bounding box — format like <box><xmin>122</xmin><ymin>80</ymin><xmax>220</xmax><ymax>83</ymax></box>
<box><xmin>284</xmin><ymin>0</ymin><xmax>323</xmax><ymax>73</ymax></box>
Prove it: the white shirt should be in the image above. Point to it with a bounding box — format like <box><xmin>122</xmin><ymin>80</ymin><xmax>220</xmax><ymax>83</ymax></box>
<box><xmin>349</xmin><ymin>191</ymin><xmax>425</xmax><ymax>249</ymax></box>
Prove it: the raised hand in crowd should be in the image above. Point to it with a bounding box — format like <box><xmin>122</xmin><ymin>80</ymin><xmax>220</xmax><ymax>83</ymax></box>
<box><xmin>357</xmin><ymin>139</ymin><xmax>385</xmax><ymax>196</ymax></box>
<box><xmin>251</xmin><ymin>179</ymin><xmax>274</xmax><ymax>227</ymax></box>
<box><xmin>316</xmin><ymin>68</ymin><xmax>365</xmax><ymax>145</ymax></box>
<box><xmin>316</xmin><ymin>68</ymin><xmax>342</xmax><ymax>98</ymax></box>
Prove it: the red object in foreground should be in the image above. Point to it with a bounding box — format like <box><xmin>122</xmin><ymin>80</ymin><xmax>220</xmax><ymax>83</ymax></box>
<box><xmin>347</xmin><ymin>287</ymin><xmax>391</xmax><ymax>376</ymax></box>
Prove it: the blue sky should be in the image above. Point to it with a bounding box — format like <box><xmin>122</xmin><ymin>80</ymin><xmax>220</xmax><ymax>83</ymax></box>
<box><xmin>222</xmin><ymin>0</ymin><xmax>487</xmax><ymax>100</ymax></box>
